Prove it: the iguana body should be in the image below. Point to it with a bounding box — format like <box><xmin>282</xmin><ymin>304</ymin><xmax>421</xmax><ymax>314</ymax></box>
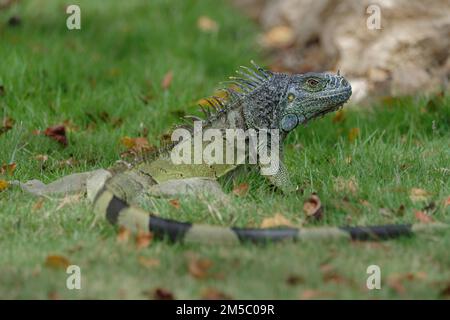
<box><xmin>16</xmin><ymin>62</ymin><xmax>448</xmax><ymax>244</ymax></box>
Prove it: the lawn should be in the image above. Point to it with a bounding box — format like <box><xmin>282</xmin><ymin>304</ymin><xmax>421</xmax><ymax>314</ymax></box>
<box><xmin>0</xmin><ymin>0</ymin><xmax>449</xmax><ymax>299</ymax></box>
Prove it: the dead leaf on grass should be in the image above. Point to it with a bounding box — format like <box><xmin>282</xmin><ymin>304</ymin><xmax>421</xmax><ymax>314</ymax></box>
<box><xmin>409</xmin><ymin>188</ymin><xmax>431</xmax><ymax>202</ymax></box>
<box><xmin>135</xmin><ymin>231</ymin><xmax>153</xmax><ymax>250</ymax></box>
<box><xmin>161</xmin><ymin>70</ymin><xmax>173</xmax><ymax>90</ymax></box>
<box><xmin>232</xmin><ymin>182</ymin><xmax>249</xmax><ymax>197</ymax></box>
<box><xmin>43</xmin><ymin>125</ymin><xmax>68</xmax><ymax>146</ymax></box>
<box><xmin>116</xmin><ymin>226</ymin><xmax>130</xmax><ymax>244</ymax></box>
<box><xmin>0</xmin><ymin>179</ymin><xmax>9</xmax><ymax>192</ymax></box>
<box><xmin>201</xmin><ymin>288</ymin><xmax>232</xmax><ymax>300</ymax></box>
<box><xmin>333</xmin><ymin>176</ymin><xmax>358</xmax><ymax>195</ymax></box>
<box><xmin>188</xmin><ymin>257</ymin><xmax>213</xmax><ymax>279</ymax></box>
<box><xmin>414</xmin><ymin>210</ymin><xmax>434</xmax><ymax>223</ymax></box>
<box><xmin>169</xmin><ymin>199</ymin><xmax>181</xmax><ymax>209</ymax></box>
<box><xmin>197</xmin><ymin>16</ymin><xmax>219</xmax><ymax>32</ymax></box>
<box><xmin>138</xmin><ymin>256</ymin><xmax>160</xmax><ymax>268</ymax></box>
<box><xmin>260</xmin><ymin>213</ymin><xmax>293</xmax><ymax>228</ymax></box>
<box><xmin>45</xmin><ymin>255</ymin><xmax>70</xmax><ymax>269</ymax></box>
<box><xmin>303</xmin><ymin>194</ymin><xmax>323</xmax><ymax>220</ymax></box>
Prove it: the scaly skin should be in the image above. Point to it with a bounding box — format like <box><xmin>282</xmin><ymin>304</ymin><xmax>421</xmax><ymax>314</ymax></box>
<box><xmin>87</xmin><ymin>62</ymin><xmax>448</xmax><ymax>244</ymax></box>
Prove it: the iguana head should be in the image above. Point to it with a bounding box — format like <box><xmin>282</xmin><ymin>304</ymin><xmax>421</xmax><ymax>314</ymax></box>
<box><xmin>279</xmin><ymin>72</ymin><xmax>352</xmax><ymax>132</ymax></box>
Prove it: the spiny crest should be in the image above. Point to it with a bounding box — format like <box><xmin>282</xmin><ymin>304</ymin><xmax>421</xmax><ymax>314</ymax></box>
<box><xmin>198</xmin><ymin>60</ymin><xmax>273</xmax><ymax>118</ymax></box>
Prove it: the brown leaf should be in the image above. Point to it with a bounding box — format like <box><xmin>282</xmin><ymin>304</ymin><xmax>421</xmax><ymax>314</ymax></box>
<box><xmin>299</xmin><ymin>289</ymin><xmax>333</xmax><ymax>300</ymax></box>
<box><xmin>303</xmin><ymin>194</ymin><xmax>323</xmax><ymax>220</ymax></box>
<box><xmin>440</xmin><ymin>283</ymin><xmax>450</xmax><ymax>298</ymax></box>
<box><xmin>442</xmin><ymin>196</ymin><xmax>450</xmax><ymax>208</ymax></box>
<box><xmin>161</xmin><ymin>70</ymin><xmax>173</xmax><ymax>90</ymax></box>
<box><xmin>120</xmin><ymin>136</ymin><xmax>155</xmax><ymax>154</ymax></box>
<box><xmin>0</xmin><ymin>116</ymin><xmax>14</xmax><ymax>135</ymax></box>
<box><xmin>332</xmin><ymin>110</ymin><xmax>346</xmax><ymax>123</ymax></box>
<box><xmin>409</xmin><ymin>188</ymin><xmax>431</xmax><ymax>202</ymax></box>
<box><xmin>414</xmin><ymin>210</ymin><xmax>434</xmax><ymax>224</ymax></box>
<box><xmin>286</xmin><ymin>275</ymin><xmax>304</xmax><ymax>286</ymax></box>
<box><xmin>260</xmin><ymin>213</ymin><xmax>293</xmax><ymax>228</ymax></box>
<box><xmin>116</xmin><ymin>226</ymin><xmax>130</xmax><ymax>244</ymax></box>
<box><xmin>387</xmin><ymin>276</ymin><xmax>405</xmax><ymax>295</ymax></box>
<box><xmin>0</xmin><ymin>179</ymin><xmax>9</xmax><ymax>192</ymax></box>
<box><xmin>151</xmin><ymin>288</ymin><xmax>174</xmax><ymax>300</ymax></box>
<box><xmin>32</xmin><ymin>198</ymin><xmax>45</xmax><ymax>211</ymax></box>
<box><xmin>201</xmin><ymin>288</ymin><xmax>232</xmax><ymax>300</ymax></box>
<box><xmin>333</xmin><ymin>176</ymin><xmax>358</xmax><ymax>195</ymax></box>
<box><xmin>262</xmin><ymin>25</ymin><xmax>295</xmax><ymax>48</ymax></box>
<box><xmin>135</xmin><ymin>231</ymin><xmax>153</xmax><ymax>250</ymax></box>
<box><xmin>169</xmin><ymin>199</ymin><xmax>181</xmax><ymax>209</ymax></box>
<box><xmin>35</xmin><ymin>154</ymin><xmax>49</xmax><ymax>162</ymax></box>
<box><xmin>138</xmin><ymin>256</ymin><xmax>160</xmax><ymax>268</ymax></box>
<box><xmin>188</xmin><ymin>257</ymin><xmax>213</xmax><ymax>279</ymax></box>
<box><xmin>232</xmin><ymin>183</ymin><xmax>249</xmax><ymax>197</ymax></box>
<box><xmin>0</xmin><ymin>162</ymin><xmax>16</xmax><ymax>175</ymax></box>
<box><xmin>45</xmin><ymin>255</ymin><xmax>70</xmax><ymax>269</ymax></box>
<box><xmin>348</xmin><ymin>127</ymin><xmax>360</xmax><ymax>142</ymax></box>
<box><xmin>43</xmin><ymin>125</ymin><xmax>67</xmax><ymax>146</ymax></box>
<box><xmin>197</xmin><ymin>16</ymin><xmax>219</xmax><ymax>32</ymax></box>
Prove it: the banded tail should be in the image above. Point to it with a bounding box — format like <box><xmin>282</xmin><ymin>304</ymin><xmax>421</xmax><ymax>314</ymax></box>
<box><xmin>93</xmin><ymin>188</ymin><xmax>448</xmax><ymax>245</ymax></box>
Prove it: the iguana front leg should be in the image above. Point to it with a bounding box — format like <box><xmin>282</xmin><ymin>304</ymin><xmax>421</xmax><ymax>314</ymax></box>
<box><xmin>261</xmin><ymin>160</ymin><xmax>296</xmax><ymax>194</ymax></box>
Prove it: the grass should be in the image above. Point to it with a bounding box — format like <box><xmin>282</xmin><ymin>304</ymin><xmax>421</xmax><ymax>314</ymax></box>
<box><xmin>0</xmin><ymin>0</ymin><xmax>449</xmax><ymax>299</ymax></box>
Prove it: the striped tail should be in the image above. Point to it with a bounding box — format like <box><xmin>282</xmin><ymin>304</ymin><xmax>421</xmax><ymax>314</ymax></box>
<box><xmin>93</xmin><ymin>188</ymin><xmax>449</xmax><ymax>245</ymax></box>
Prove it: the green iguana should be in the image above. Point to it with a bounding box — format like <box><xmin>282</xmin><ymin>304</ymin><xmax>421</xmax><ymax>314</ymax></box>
<box><xmin>15</xmin><ymin>61</ymin><xmax>448</xmax><ymax>245</ymax></box>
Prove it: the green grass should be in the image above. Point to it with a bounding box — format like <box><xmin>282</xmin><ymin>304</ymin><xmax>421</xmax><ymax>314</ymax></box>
<box><xmin>1</xmin><ymin>0</ymin><xmax>449</xmax><ymax>299</ymax></box>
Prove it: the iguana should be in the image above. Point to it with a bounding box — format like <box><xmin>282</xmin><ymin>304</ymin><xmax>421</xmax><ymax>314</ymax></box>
<box><xmin>15</xmin><ymin>62</ymin><xmax>448</xmax><ymax>244</ymax></box>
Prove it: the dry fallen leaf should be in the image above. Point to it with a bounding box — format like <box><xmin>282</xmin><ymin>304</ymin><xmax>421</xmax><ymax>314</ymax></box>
<box><xmin>32</xmin><ymin>198</ymin><xmax>45</xmax><ymax>211</ymax></box>
<box><xmin>440</xmin><ymin>283</ymin><xmax>450</xmax><ymax>298</ymax></box>
<box><xmin>197</xmin><ymin>16</ymin><xmax>219</xmax><ymax>32</ymax></box>
<box><xmin>138</xmin><ymin>256</ymin><xmax>160</xmax><ymax>268</ymax></box>
<box><xmin>0</xmin><ymin>116</ymin><xmax>14</xmax><ymax>135</ymax></box>
<box><xmin>35</xmin><ymin>154</ymin><xmax>49</xmax><ymax>162</ymax></box>
<box><xmin>409</xmin><ymin>188</ymin><xmax>431</xmax><ymax>202</ymax></box>
<box><xmin>299</xmin><ymin>289</ymin><xmax>333</xmax><ymax>300</ymax></box>
<box><xmin>43</xmin><ymin>125</ymin><xmax>67</xmax><ymax>146</ymax></box>
<box><xmin>232</xmin><ymin>183</ymin><xmax>249</xmax><ymax>197</ymax></box>
<box><xmin>260</xmin><ymin>213</ymin><xmax>293</xmax><ymax>228</ymax></box>
<box><xmin>120</xmin><ymin>136</ymin><xmax>154</xmax><ymax>153</ymax></box>
<box><xmin>169</xmin><ymin>199</ymin><xmax>181</xmax><ymax>209</ymax></box>
<box><xmin>161</xmin><ymin>70</ymin><xmax>173</xmax><ymax>90</ymax></box>
<box><xmin>201</xmin><ymin>288</ymin><xmax>232</xmax><ymax>300</ymax></box>
<box><xmin>151</xmin><ymin>288</ymin><xmax>174</xmax><ymax>300</ymax></box>
<box><xmin>45</xmin><ymin>255</ymin><xmax>70</xmax><ymax>269</ymax></box>
<box><xmin>348</xmin><ymin>127</ymin><xmax>360</xmax><ymax>142</ymax></box>
<box><xmin>286</xmin><ymin>275</ymin><xmax>304</xmax><ymax>286</ymax></box>
<box><xmin>0</xmin><ymin>162</ymin><xmax>16</xmax><ymax>175</ymax></box>
<box><xmin>188</xmin><ymin>257</ymin><xmax>213</xmax><ymax>279</ymax></box>
<box><xmin>332</xmin><ymin>110</ymin><xmax>346</xmax><ymax>123</ymax></box>
<box><xmin>303</xmin><ymin>194</ymin><xmax>323</xmax><ymax>220</ymax></box>
<box><xmin>0</xmin><ymin>179</ymin><xmax>9</xmax><ymax>192</ymax></box>
<box><xmin>333</xmin><ymin>176</ymin><xmax>358</xmax><ymax>195</ymax></box>
<box><xmin>116</xmin><ymin>226</ymin><xmax>130</xmax><ymax>244</ymax></box>
<box><xmin>442</xmin><ymin>196</ymin><xmax>450</xmax><ymax>208</ymax></box>
<box><xmin>414</xmin><ymin>210</ymin><xmax>434</xmax><ymax>223</ymax></box>
<box><xmin>262</xmin><ymin>25</ymin><xmax>295</xmax><ymax>48</ymax></box>
<box><xmin>135</xmin><ymin>231</ymin><xmax>153</xmax><ymax>250</ymax></box>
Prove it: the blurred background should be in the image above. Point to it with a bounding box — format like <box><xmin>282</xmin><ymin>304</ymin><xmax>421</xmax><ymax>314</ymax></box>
<box><xmin>2</xmin><ymin>0</ymin><xmax>449</xmax><ymax>103</ymax></box>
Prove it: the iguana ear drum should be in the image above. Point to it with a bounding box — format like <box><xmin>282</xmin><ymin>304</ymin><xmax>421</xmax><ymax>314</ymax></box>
<box><xmin>281</xmin><ymin>114</ymin><xmax>298</xmax><ymax>132</ymax></box>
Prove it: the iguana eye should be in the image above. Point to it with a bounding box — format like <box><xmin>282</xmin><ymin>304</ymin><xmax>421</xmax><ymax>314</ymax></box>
<box><xmin>287</xmin><ymin>93</ymin><xmax>295</xmax><ymax>102</ymax></box>
<box><xmin>307</xmin><ymin>78</ymin><xmax>319</xmax><ymax>87</ymax></box>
